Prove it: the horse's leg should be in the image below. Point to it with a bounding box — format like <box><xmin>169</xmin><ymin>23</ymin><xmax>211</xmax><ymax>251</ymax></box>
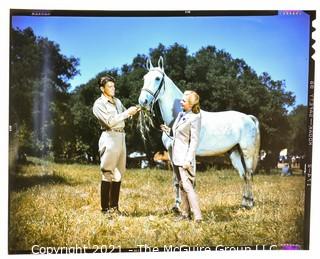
<box><xmin>229</xmin><ymin>148</ymin><xmax>245</xmax><ymax>178</ymax></box>
<box><xmin>161</xmin><ymin>133</ymin><xmax>181</xmax><ymax>213</ymax></box>
<box><xmin>229</xmin><ymin>148</ymin><xmax>254</xmax><ymax>208</ymax></box>
<box><xmin>239</xmin><ymin>116</ymin><xmax>260</xmax><ymax>208</ymax></box>
<box><xmin>239</xmin><ymin>148</ymin><xmax>255</xmax><ymax>209</ymax></box>
<box><xmin>242</xmin><ymin>170</ymin><xmax>254</xmax><ymax>208</ymax></box>
<box><xmin>168</xmin><ymin>147</ymin><xmax>181</xmax><ymax>213</ymax></box>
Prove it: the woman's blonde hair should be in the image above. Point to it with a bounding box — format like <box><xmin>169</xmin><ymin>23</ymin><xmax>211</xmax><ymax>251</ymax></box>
<box><xmin>184</xmin><ymin>90</ymin><xmax>200</xmax><ymax>114</ymax></box>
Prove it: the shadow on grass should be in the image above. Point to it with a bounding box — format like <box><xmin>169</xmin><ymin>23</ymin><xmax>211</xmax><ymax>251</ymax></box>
<box><xmin>203</xmin><ymin>205</ymin><xmax>245</xmax><ymax>222</ymax></box>
<box><xmin>126</xmin><ymin>208</ymin><xmax>174</xmax><ymax>218</ymax></box>
<box><xmin>124</xmin><ymin>205</ymin><xmax>246</xmax><ymax>222</ymax></box>
<box><xmin>9</xmin><ymin>172</ymin><xmax>71</xmax><ymax>192</ymax></box>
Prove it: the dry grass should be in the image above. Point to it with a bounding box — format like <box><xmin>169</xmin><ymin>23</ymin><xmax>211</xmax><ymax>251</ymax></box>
<box><xmin>9</xmin><ymin>158</ymin><xmax>305</xmax><ymax>252</ymax></box>
<box><xmin>137</xmin><ymin>107</ymin><xmax>155</xmax><ymax>144</ymax></box>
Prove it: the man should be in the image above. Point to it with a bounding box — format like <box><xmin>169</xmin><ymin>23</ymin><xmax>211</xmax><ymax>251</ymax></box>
<box><xmin>93</xmin><ymin>75</ymin><xmax>139</xmax><ymax>214</ymax></box>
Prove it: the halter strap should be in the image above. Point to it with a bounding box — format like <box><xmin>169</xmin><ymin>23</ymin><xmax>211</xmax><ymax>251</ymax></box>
<box><xmin>141</xmin><ymin>71</ymin><xmax>166</xmax><ymax>113</ymax></box>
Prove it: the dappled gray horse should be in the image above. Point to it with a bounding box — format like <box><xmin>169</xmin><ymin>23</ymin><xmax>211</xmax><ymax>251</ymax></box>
<box><xmin>138</xmin><ymin>57</ymin><xmax>260</xmax><ymax>209</ymax></box>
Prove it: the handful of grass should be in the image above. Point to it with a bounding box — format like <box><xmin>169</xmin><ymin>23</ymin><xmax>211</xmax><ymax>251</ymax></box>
<box><xmin>136</xmin><ymin>105</ymin><xmax>155</xmax><ymax>144</ymax></box>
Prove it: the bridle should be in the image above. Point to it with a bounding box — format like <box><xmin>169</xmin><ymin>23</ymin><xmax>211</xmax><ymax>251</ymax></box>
<box><xmin>141</xmin><ymin>70</ymin><xmax>166</xmax><ymax>113</ymax></box>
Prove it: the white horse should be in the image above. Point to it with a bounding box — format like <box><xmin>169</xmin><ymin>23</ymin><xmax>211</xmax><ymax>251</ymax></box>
<box><xmin>138</xmin><ymin>57</ymin><xmax>260</xmax><ymax>209</ymax></box>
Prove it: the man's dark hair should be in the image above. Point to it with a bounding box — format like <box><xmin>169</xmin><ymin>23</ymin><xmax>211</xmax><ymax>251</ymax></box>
<box><xmin>99</xmin><ymin>75</ymin><xmax>115</xmax><ymax>87</ymax></box>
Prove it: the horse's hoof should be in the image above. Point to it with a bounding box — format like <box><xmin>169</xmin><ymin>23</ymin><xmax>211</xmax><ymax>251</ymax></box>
<box><xmin>241</xmin><ymin>204</ymin><xmax>253</xmax><ymax>210</ymax></box>
<box><xmin>242</xmin><ymin>195</ymin><xmax>254</xmax><ymax>209</ymax></box>
<box><xmin>241</xmin><ymin>201</ymin><xmax>254</xmax><ymax>209</ymax></box>
<box><xmin>171</xmin><ymin>205</ymin><xmax>181</xmax><ymax>214</ymax></box>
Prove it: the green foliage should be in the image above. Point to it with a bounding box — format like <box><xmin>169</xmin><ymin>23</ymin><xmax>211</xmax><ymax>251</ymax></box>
<box><xmin>10</xmin><ymin>27</ymin><xmax>79</xmax><ymax>161</ymax></box>
<box><xmin>10</xmin><ymin>27</ymin><xmax>300</xmax><ymax>164</ymax></box>
<box><xmin>287</xmin><ymin>105</ymin><xmax>308</xmax><ymax>155</ymax></box>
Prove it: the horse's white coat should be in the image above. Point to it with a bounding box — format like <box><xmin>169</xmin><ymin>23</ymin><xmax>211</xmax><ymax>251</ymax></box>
<box><xmin>139</xmin><ymin>67</ymin><xmax>260</xmax><ymax>175</ymax></box>
<box><xmin>138</xmin><ymin>58</ymin><xmax>260</xmax><ymax>208</ymax></box>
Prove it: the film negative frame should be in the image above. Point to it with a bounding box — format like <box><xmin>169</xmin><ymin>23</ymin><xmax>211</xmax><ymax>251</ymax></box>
<box><xmin>8</xmin><ymin>9</ymin><xmax>316</xmax><ymax>254</ymax></box>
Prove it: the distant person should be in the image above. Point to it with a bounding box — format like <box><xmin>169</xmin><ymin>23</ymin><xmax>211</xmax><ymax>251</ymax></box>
<box><xmin>291</xmin><ymin>156</ymin><xmax>297</xmax><ymax>167</ymax></box>
<box><xmin>281</xmin><ymin>163</ymin><xmax>292</xmax><ymax>176</ymax></box>
<box><xmin>93</xmin><ymin>75</ymin><xmax>139</xmax><ymax>214</ymax></box>
<box><xmin>300</xmin><ymin>155</ymin><xmax>306</xmax><ymax>175</ymax></box>
<box><xmin>161</xmin><ymin>90</ymin><xmax>202</xmax><ymax>223</ymax></box>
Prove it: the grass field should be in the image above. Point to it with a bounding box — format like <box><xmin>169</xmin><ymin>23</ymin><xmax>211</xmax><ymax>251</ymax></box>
<box><xmin>9</xmin><ymin>158</ymin><xmax>306</xmax><ymax>253</ymax></box>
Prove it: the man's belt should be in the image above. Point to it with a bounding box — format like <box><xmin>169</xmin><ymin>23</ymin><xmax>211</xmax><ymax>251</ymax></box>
<box><xmin>105</xmin><ymin>128</ymin><xmax>125</xmax><ymax>133</ymax></box>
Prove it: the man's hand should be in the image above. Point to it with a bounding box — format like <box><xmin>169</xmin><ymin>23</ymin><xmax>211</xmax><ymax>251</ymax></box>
<box><xmin>127</xmin><ymin>106</ymin><xmax>140</xmax><ymax>116</ymax></box>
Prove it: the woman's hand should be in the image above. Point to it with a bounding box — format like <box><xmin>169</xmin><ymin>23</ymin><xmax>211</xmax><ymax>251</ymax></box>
<box><xmin>160</xmin><ymin>124</ymin><xmax>170</xmax><ymax>134</ymax></box>
<box><xmin>182</xmin><ymin>162</ymin><xmax>192</xmax><ymax>171</ymax></box>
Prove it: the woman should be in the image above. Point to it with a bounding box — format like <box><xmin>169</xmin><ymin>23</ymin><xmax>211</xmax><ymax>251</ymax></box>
<box><xmin>161</xmin><ymin>90</ymin><xmax>202</xmax><ymax>223</ymax></box>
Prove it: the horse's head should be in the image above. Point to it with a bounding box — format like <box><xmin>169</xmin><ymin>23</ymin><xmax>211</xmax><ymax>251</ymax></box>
<box><xmin>138</xmin><ymin>57</ymin><xmax>166</xmax><ymax>110</ymax></box>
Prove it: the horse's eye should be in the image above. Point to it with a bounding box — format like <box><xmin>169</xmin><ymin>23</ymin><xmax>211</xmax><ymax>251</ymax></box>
<box><xmin>155</xmin><ymin>77</ymin><xmax>160</xmax><ymax>81</ymax></box>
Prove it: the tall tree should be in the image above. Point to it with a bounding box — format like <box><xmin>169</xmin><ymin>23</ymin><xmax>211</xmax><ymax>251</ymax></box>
<box><xmin>10</xmin><ymin>27</ymin><xmax>79</xmax><ymax>160</ymax></box>
<box><xmin>287</xmin><ymin>105</ymin><xmax>308</xmax><ymax>156</ymax></box>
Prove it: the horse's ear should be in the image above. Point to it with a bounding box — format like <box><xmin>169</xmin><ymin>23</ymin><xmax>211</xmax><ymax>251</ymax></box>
<box><xmin>146</xmin><ymin>58</ymin><xmax>153</xmax><ymax>71</ymax></box>
<box><xmin>158</xmin><ymin>56</ymin><xmax>164</xmax><ymax>72</ymax></box>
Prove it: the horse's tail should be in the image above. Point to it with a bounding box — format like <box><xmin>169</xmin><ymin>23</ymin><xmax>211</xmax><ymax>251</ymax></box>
<box><xmin>249</xmin><ymin>115</ymin><xmax>261</xmax><ymax>172</ymax></box>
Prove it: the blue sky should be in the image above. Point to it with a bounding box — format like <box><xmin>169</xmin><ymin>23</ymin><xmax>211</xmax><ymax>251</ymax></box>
<box><xmin>12</xmin><ymin>12</ymin><xmax>311</xmax><ymax>106</ymax></box>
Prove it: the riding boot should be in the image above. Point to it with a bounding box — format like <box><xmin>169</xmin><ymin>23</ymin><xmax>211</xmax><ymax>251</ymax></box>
<box><xmin>110</xmin><ymin>181</ymin><xmax>121</xmax><ymax>210</ymax></box>
<box><xmin>101</xmin><ymin>181</ymin><xmax>111</xmax><ymax>213</ymax></box>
